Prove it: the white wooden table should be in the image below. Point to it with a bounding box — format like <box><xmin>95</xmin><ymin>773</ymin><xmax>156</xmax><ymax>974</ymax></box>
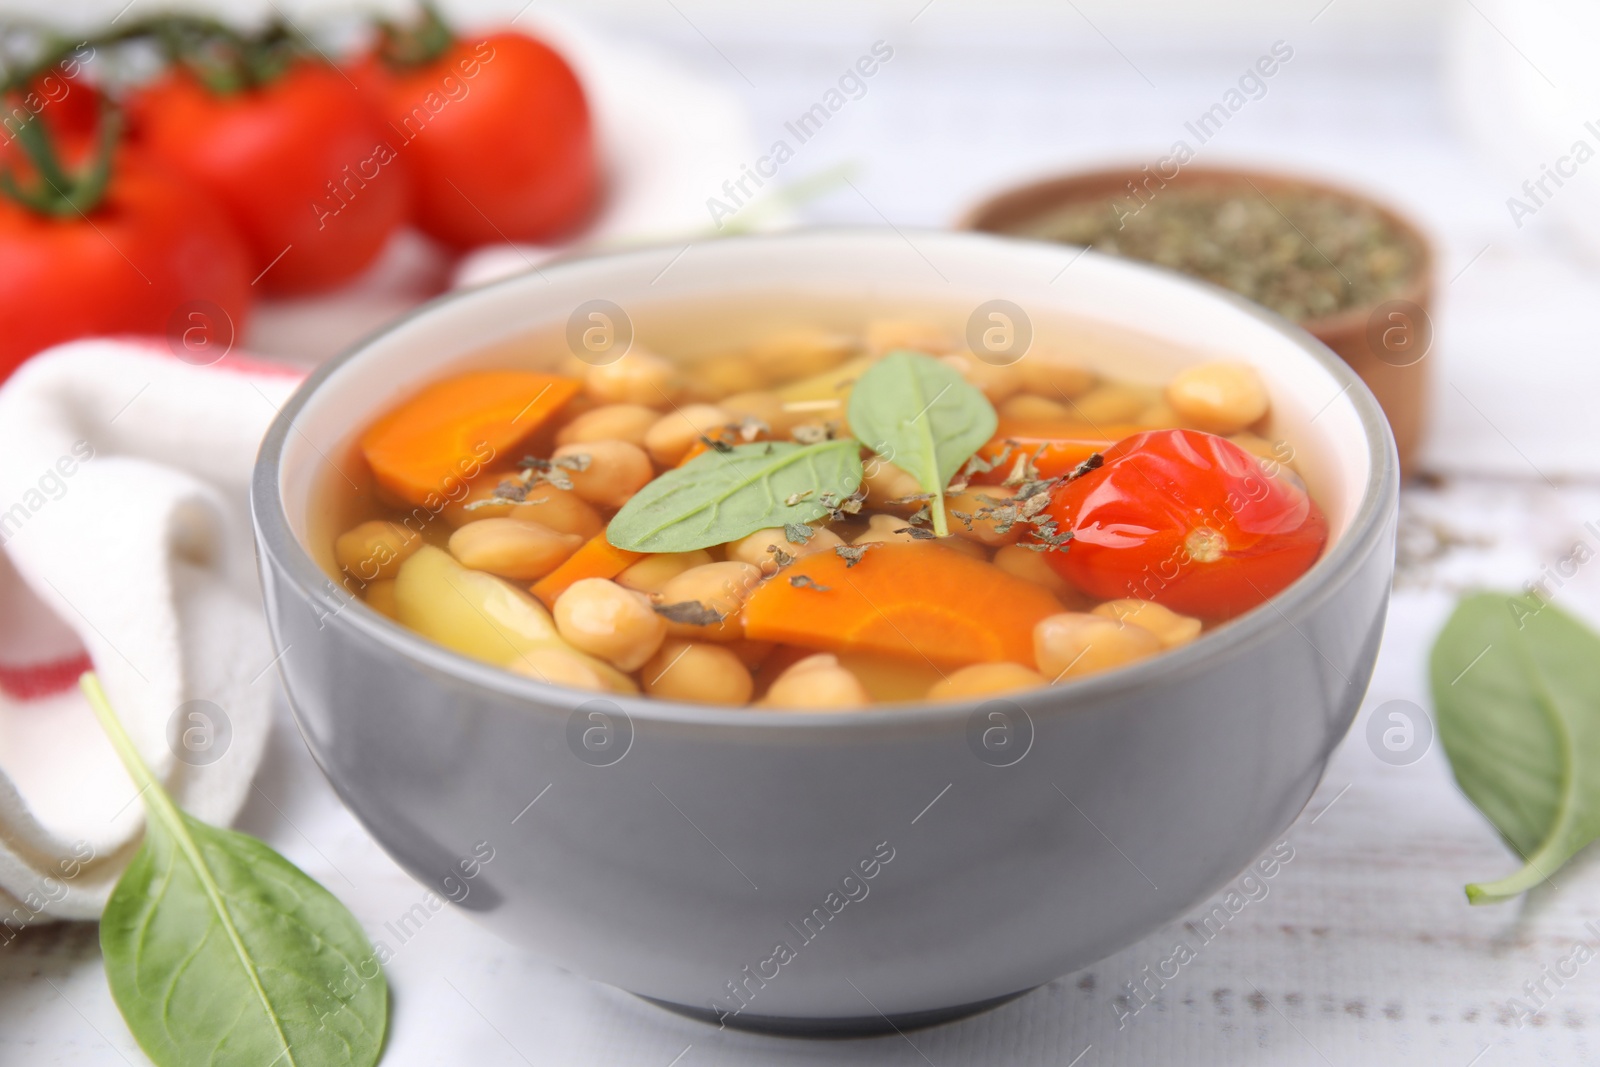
<box><xmin>7</xmin><ymin>6</ymin><xmax>1600</xmax><ymax>1064</ymax></box>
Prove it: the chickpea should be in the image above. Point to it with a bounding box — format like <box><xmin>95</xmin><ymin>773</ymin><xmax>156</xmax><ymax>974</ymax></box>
<box><xmin>747</xmin><ymin>330</ymin><xmax>856</xmax><ymax>380</ymax></box>
<box><xmin>999</xmin><ymin>394</ymin><xmax>1074</xmax><ymax>423</ymax></box>
<box><xmin>557</xmin><ymin>354</ymin><xmax>592</xmax><ymax>379</ymax></box>
<box><xmin>1165</xmin><ymin>362</ymin><xmax>1269</xmax><ymax>435</ymax></box>
<box><xmin>1034</xmin><ymin>613</ymin><xmax>1162</xmax><ymax>681</ymax></box>
<box><xmin>695</xmin><ymin>352</ymin><xmax>771</xmax><ymax>401</ymax></box>
<box><xmin>725</xmin><ymin>525</ymin><xmax>844</xmax><ymax>571</ymax></box>
<box><xmin>1018</xmin><ymin>355</ymin><xmax>1097</xmax><ymax>399</ymax></box>
<box><xmin>552</xmin><ymin>441</ymin><xmax>654</xmax><ymax>509</ymax></box>
<box><xmin>441</xmin><ymin>481</ymin><xmax>520</xmax><ymax>526</ymax></box>
<box><xmin>852</xmin><ymin>514</ymin><xmax>986</xmax><ymax>559</ymax></box>
<box><xmin>335</xmin><ymin>520</ymin><xmax>421</xmax><ymax>581</ymax></box>
<box><xmin>509</xmin><ymin>647</ymin><xmax>635</xmax><ymax>694</ymax></box>
<box><xmin>862</xmin><ymin>460</ymin><xmax>923</xmax><ymax>510</ymax></box>
<box><xmin>1071</xmin><ymin>383</ymin><xmax>1159</xmax><ymax>424</ymax></box>
<box><xmin>944</xmin><ymin>485</ymin><xmax>1020</xmax><ymax>547</ymax></box>
<box><xmin>364</xmin><ymin>579</ymin><xmax>399</xmax><ymax>619</ymax></box>
<box><xmin>556</xmin><ymin>404</ymin><xmax>660</xmax><ymax>448</ymax></box>
<box><xmin>584</xmin><ymin>349</ymin><xmax>685</xmax><ymax>406</ymax></box>
<box><xmin>616</xmin><ymin>550</ymin><xmax>714</xmax><ymax>593</ymax></box>
<box><xmin>642</xmin><ymin>639</ymin><xmax>753</xmax><ymax>705</ymax></box>
<box><xmin>1136</xmin><ymin>402</ymin><xmax>1186</xmax><ymax>429</ymax></box>
<box><xmin>643</xmin><ymin>404</ymin><xmax>735</xmax><ymax>466</ymax></box>
<box><xmin>993</xmin><ymin>544</ymin><xmax>1082</xmax><ymax>602</ymax></box>
<box><xmin>926</xmin><ymin>662</ymin><xmax>1046</xmax><ymax>701</ymax></box>
<box><xmin>656</xmin><ymin>561</ymin><xmax>763</xmax><ymax>641</ymax></box>
<box><xmin>941</xmin><ymin>353</ymin><xmax>1024</xmax><ymax>404</ymax></box>
<box><xmin>865</xmin><ymin>319</ymin><xmax>953</xmax><ymax>355</ymax></box>
<box><xmin>761</xmin><ymin>653</ymin><xmax>871</xmax><ymax>710</ymax></box>
<box><xmin>514</xmin><ymin>486</ymin><xmax>605</xmax><ymax>538</ymax></box>
<box><xmin>720</xmin><ymin>390</ymin><xmax>803</xmax><ymax>435</ymax></box>
<box><xmin>1092</xmin><ymin>599</ymin><xmax>1202</xmax><ymax>649</ymax></box>
<box><xmin>449</xmin><ymin>518</ymin><xmax>582</xmax><ymax>580</ymax></box>
<box><xmin>1229</xmin><ymin>432</ymin><xmax>1297</xmax><ymax>473</ymax></box>
<box><xmin>441</xmin><ymin>481</ymin><xmax>602</xmax><ymax>537</ymax></box>
<box><xmin>553</xmin><ymin>578</ymin><xmax>668</xmax><ymax>671</ymax></box>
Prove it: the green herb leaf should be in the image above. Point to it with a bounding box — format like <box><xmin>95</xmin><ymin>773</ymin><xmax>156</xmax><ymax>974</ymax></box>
<box><xmin>847</xmin><ymin>350</ymin><xmax>997</xmax><ymax>536</ymax></box>
<box><xmin>607</xmin><ymin>438</ymin><xmax>863</xmax><ymax>552</ymax></box>
<box><xmin>81</xmin><ymin>674</ymin><xmax>388</xmax><ymax>1067</ymax></box>
<box><xmin>1430</xmin><ymin>593</ymin><xmax>1600</xmax><ymax>904</ymax></box>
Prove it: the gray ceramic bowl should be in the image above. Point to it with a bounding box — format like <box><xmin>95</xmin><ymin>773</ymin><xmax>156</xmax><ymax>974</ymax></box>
<box><xmin>252</xmin><ymin>230</ymin><xmax>1398</xmax><ymax>1037</ymax></box>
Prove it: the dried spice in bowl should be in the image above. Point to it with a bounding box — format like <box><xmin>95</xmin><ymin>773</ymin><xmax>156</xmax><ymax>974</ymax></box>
<box><xmin>1022</xmin><ymin>187</ymin><xmax>1420</xmax><ymax>324</ymax></box>
<box><xmin>960</xmin><ymin>167</ymin><xmax>1435</xmax><ymax>469</ymax></box>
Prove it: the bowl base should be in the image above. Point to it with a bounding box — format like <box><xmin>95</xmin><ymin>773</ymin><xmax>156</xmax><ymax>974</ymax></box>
<box><xmin>637</xmin><ymin>986</ymin><xmax>1036</xmax><ymax>1038</ymax></box>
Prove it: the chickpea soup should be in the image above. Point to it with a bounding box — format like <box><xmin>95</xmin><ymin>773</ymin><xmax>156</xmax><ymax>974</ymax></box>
<box><xmin>322</xmin><ymin>309</ymin><xmax>1328</xmax><ymax>710</ymax></box>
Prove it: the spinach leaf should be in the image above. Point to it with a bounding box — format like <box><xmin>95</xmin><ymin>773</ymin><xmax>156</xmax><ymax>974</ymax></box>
<box><xmin>1430</xmin><ymin>593</ymin><xmax>1600</xmax><ymax>904</ymax></box>
<box><xmin>607</xmin><ymin>438</ymin><xmax>863</xmax><ymax>552</ymax></box>
<box><xmin>846</xmin><ymin>350</ymin><xmax>996</xmax><ymax>536</ymax></box>
<box><xmin>82</xmin><ymin>674</ymin><xmax>388</xmax><ymax>1067</ymax></box>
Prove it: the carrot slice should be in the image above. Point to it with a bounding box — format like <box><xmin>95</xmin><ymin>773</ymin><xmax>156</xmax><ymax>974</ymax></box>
<box><xmin>973</xmin><ymin>420</ymin><xmax>1142</xmax><ymax>483</ymax></box>
<box><xmin>530</xmin><ymin>533</ymin><xmax>642</xmax><ymax>608</ymax></box>
<box><xmin>360</xmin><ymin>371</ymin><xmax>580</xmax><ymax>507</ymax></box>
<box><xmin>741</xmin><ymin>542</ymin><xmax>1062</xmax><ymax>668</ymax></box>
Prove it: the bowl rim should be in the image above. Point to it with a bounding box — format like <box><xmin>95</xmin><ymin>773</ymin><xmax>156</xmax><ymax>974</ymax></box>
<box><xmin>251</xmin><ymin>227</ymin><xmax>1399</xmax><ymax>732</ymax></box>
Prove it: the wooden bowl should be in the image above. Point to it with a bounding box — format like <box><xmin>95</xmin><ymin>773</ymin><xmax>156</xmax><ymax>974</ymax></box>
<box><xmin>959</xmin><ymin>166</ymin><xmax>1434</xmax><ymax>470</ymax></box>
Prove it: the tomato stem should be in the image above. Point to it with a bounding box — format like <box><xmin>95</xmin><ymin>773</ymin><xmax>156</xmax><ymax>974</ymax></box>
<box><xmin>373</xmin><ymin>2</ymin><xmax>456</xmax><ymax>70</ymax></box>
<box><xmin>0</xmin><ymin>100</ymin><xmax>119</xmax><ymax>216</ymax></box>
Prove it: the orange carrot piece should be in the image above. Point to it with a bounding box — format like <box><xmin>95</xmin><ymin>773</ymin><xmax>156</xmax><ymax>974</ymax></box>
<box><xmin>974</xmin><ymin>420</ymin><xmax>1142</xmax><ymax>483</ymax></box>
<box><xmin>741</xmin><ymin>542</ymin><xmax>1062</xmax><ymax>669</ymax></box>
<box><xmin>360</xmin><ymin>371</ymin><xmax>580</xmax><ymax>507</ymax></box>
<box><xmin>530</xmin><ymin>533</ymin><xmax>642</xmax><ymax>608</ymax></box>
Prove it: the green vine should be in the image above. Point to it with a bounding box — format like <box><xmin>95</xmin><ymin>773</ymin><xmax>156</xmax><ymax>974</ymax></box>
<box><xmin>372</xmin><ymin>2</ymin><xmax>456</xmax><ymax>70</ymax></box>
<box><xmin>0</xmin><ymin>103</ymin><xmax>118</xmax><ymax>216</ymax></box>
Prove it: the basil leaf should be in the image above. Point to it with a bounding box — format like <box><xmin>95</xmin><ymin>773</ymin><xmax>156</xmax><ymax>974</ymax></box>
<box><xmin>607</xmin><ymin>438</ymin><xmax>864</xmax><ymax>552</ymax></box>
<box><xmin>1430</xmin><ymin>593</ymin><xmax>1600</xmax><ymax>904</ymax></box>
<box><xmin>846</xmin><ymin>350</ymin><xmax>997</xmax><ymax>536</ymax></box>
<box><xmin>81</xmin><ymin>675</ymin><xmax>387</xmax><ymax>1067</ymax></box>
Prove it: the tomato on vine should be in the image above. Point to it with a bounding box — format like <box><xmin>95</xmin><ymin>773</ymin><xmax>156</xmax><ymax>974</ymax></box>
<box><xmin>126</xmin><ymin>18</ymin><xmax>408</xmax><ymax>295</ymax></box>
<box><xmin>0</xmin><ymin>106</ymin><xmax>252</xmax><ymax>378</ymax></box>
<box><xmin>350</xmin><ymin>5</ymin><xmax>599</xmax><ymax>249</ymax></box>
<box><xmin>1044</xmin><ymin>429</ymin><xmax>1328</xmax><ymax>620</ymax></box>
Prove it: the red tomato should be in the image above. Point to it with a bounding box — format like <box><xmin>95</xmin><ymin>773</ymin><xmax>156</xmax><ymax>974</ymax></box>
<box><xmin>0</xmin><ymin>153</ymin><xmax>252</xmax><ymax>377</ymax></box>
<box><xmin>0</xmin><ymin>63</ymin><xmax>103</xmax><ymax>161</ymax></box>
<box><xmin>352</xmin><ymin>32</ymin><xmax>598</xmax><ymax>248</ymax></box>
<box><xmin>1044</xmin><ymin>429</ymin><xmax>1328</xmax><ymax>620</ymax></box>
<box><xmin>128</xmin><ymin>62</ymin><xmax>408</xmax><ymax>295</ymax></box>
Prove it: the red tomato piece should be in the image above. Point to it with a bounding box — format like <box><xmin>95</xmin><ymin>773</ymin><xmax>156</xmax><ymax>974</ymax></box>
<box><xmin>1044</xmin><ymin>429</ymin><xmax>1328</xmax><ymax>620</ymax></box>
<box><xmin>0</xmin><ymin>151</ymin><xmax>252</xmax><ymax>378</ymax></box>
<box><xmin>129</xmin><ymin>62</ymin><xmax>408</xmax><ymax>295</ymax></box>
<box><xmin>351</xmin><ymin>32</ymin><xmax>599</xmax><ymax>248</ymax></box>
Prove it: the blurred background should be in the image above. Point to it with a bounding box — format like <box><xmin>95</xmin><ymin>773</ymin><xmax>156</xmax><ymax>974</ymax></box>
<box><xmin>10</xmin><ymin>0</ymin><xmax>1594</xmax><ymax>479</ymax></box>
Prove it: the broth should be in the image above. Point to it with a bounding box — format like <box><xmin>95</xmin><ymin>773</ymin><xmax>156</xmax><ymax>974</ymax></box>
<box><xmin>312</xmin><ymin>298</ymin><xmax>1327</xmax><ymax>709</ymax></box>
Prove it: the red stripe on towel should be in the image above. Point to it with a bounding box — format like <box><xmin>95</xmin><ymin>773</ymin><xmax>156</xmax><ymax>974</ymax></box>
<box><xmin>0</xmin><ymin>653</ymin><xmax>93</xmax><ymax>701</ymax></box>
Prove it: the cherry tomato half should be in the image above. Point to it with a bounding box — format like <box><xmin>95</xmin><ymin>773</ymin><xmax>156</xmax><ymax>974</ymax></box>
<box><xmin>129</xmin><ymin>61</ymin><xmax>408</xmax><ymax>295</ymax></box>
<box><xmin>1044</xmin><ymin>428</ymin><xmax>1328</xmax><ymax>620</ymax></box>
<box><xmin>351</xmin><ymin>32</ymin><xmax>599</xmax><ymax>248</ymax></box>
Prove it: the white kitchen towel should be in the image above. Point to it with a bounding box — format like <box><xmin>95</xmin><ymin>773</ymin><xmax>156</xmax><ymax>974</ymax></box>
<box><xmin>0</xmin><ymin>340</ymin><xmax>304</xmax><ymax>923</ymax></box>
